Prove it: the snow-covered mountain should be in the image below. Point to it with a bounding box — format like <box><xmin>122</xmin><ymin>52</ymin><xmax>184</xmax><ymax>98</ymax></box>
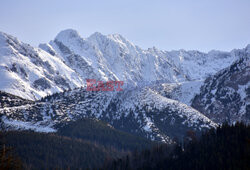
<box><xmin>0</xmin><ymin>29</ymin><xmax>240</xmax><ymax>100</ymax></box>
<box><xmin>0</xmin><ymin>31</ymin><xmax>83</xmax><ymax>100</ymax></box>
<box><xmin>192</xmin><ymin>46</ymin><xmax>250</xmax><ymax>124</ymax></box>
<box><xmin>0</xmin><ymin>86</ymin><xmax>217</xmax><ymax>142</ymax></box>
<box><xmin>0</xmin><ymin>29</ymin><xmax>249</xmax><ymax>143</ymax></box>
<box><xmin>46</xmin><ymin>29</ymin><xmax>237</xmax><ymax>85</ymax></box>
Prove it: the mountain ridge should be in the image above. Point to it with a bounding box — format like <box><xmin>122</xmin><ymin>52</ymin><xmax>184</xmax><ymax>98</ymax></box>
<box><xmin>0</xmin><ymin>29</ymin><xmax>246</xmax><ymax>100</ymax></box>
<box><xmin>0</xmin><ymin>29</ymin><xmax>249</xmax><ymax>143</ymax></box>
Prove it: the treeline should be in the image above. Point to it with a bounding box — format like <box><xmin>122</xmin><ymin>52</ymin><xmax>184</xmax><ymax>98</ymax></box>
<box><xmin>57</xmin><ymin>118</ymin><xmax>155</xmax><ymax>151</ymax></box>
<box><xmin>100</xmin><ymin>122</ymin><xmax>250</xmax><ymax>170</ymax></box>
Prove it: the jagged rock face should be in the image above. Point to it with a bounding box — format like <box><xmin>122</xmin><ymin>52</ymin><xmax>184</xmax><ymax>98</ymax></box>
<box><xmin>192</xmin><ymin>47</ymin><xmax>250</xmax><ymax>124</ymax></box>
<box><xmin>0</xmin><ymin>29</ymin><xmax>239</xmax><ymax>100</ymax></box>
<box><xmin>47</xmin><ymin>29</ymin><xmax>236</xmax><ymax>86</ymax></box>
<box><xmin>0</xmin><ymin>31</ymin><xmax>84</xmax><ymax>100</ymax></box>
<box><xmin>48</xmin><ymin>29</ymin><xmax>187</xmax><ymax>84</ymax></box>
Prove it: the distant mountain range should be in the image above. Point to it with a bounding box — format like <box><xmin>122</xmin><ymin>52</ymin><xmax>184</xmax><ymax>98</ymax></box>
<box><xmin>0</xmin><ymin>29</ymin><xmax>249</xmax><ymax>143</ymax></box>
<box><xmin>0</xmin><ymin>29</ymin><xmax>238</xmax><ymax>100</ymax></box>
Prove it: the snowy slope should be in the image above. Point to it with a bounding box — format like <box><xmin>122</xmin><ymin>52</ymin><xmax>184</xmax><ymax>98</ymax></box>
<box><xmin>0</xmin><ymin>86</ymin><xmax>217</xmax><ymax>143</ymax></box>
<box><xmin>0</xmin><ymin>29</ymin><xmax>241</xmax><ymax>101</ymax></box>
<box><xmin>45</xmin><ymin>29</ymin><xmax>237</xmax><ymax>86</ymax></box>
<box><xmin>0</xmin><ymin>31</ymin><xmax>84</xmax><ymax>100</ymax></box>
<box><xmin>150</xmin><ymin>80</ymin><xmax>204</xmax><ymax>105</ymax></box>
<box><xmin>192</xmin><ymin>46</ymin><xmax>250</xmax><ymax>124</ymax></box>
<box><xmin>164</xmin><ymin>49</ymin><xmax>237</xmax><ymax>80</ymax></box>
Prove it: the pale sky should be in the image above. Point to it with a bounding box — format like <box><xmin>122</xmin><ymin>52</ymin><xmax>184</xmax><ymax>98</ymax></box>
<box><xmin>0</xmin><ymin>0</ymin><xmax>250</xmax><ymax>52</ymax></box>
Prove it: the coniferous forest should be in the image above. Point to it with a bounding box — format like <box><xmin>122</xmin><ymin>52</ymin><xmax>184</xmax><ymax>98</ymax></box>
<box><xmin>0</xmin><ymin>122</ymin><xmax>249</xmax><ymax>170</ymax></box>
<box><xmin>101</xmin><ymin>122</ymin><xmax>250</xmax><ymax>170</ymax></box>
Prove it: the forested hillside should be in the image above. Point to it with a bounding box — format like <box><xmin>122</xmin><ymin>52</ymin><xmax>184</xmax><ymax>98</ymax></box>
<box><xmin>0</xmin><ymin>118</ymin><xmax>155</xmax><ymax>169</ymax></box>
<box><xmin>1</xmin><ymin>131</ymin><xmax>121</xmax><ymax>169</ymax></box>
<box><xmin>57</xmin><ymin>118</ymin><xmax>155</xmax><ymax>151</ymax></box>
<box><xmin>101</xmin><ymin>122</ymin><xmax>250</xmax><ymax>170</ymax></box>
